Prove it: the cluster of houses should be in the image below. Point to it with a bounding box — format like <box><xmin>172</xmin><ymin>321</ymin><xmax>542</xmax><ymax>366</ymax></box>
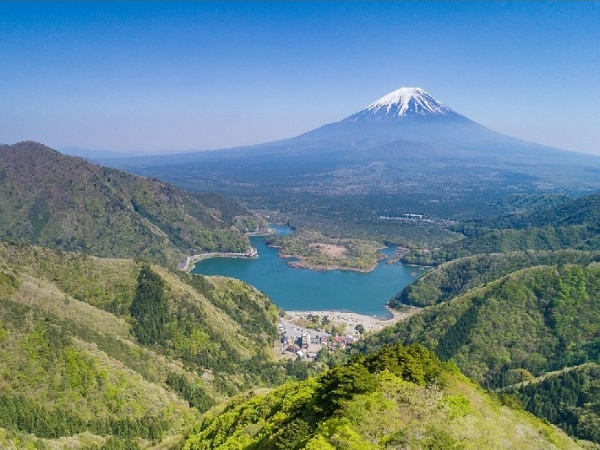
<box><xmin>279</xmin><ymin>328</ymin><xmax>359</xmax><ymax>360</ymax></box>
<box><xmin>328</xmin><ymin>334</ymin><xmax>358</xmax><ymax>351</ymax></box>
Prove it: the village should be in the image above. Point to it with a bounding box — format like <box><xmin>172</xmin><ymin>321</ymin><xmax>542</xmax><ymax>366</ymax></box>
<box><xmin>275</xmin><ymin>308</ymin><xmax>419</xmax><ymax>360</ymax></box>
<box><xmin>276</xmin><ymin>317</ymin><xmax>356</xmax><ymax>360</ymax></box>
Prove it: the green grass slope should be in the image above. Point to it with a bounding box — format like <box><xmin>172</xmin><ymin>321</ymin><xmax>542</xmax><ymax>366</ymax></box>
<box><xmin>183</xmin><ymin>343</ymin><xmax>582</xmax><ymax>450</ymax></box>
<box><xmin>358</xmin><ymin>263</ymin><xmax>600</xmax><ymax>444</ymax></box>
<box><xmin>0</xmin><ymin>141</ymin><xmax>258</xmax><ymax>267</ymax></box>
<box><xmin>0</xmin><ymin>242</ymin><xmax>311</xmax><ymax>448</ymax></box>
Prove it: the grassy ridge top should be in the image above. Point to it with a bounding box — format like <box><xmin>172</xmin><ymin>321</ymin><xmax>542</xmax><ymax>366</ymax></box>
<box><xmin>0</xmin><ymin>141</ymin><xmax>256</xmax><ymax>267</ymax></box>
<box><xmin>184</xmin><ymin>343</ymin><xmax>580</xmax><ymax>450</ymax></box>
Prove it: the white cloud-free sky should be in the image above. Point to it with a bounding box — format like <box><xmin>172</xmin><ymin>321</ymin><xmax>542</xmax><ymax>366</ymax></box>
<box><xmin>1</xmin><ymin>2</ymin><xmax>599</xmax><ymax>154</ymax></box>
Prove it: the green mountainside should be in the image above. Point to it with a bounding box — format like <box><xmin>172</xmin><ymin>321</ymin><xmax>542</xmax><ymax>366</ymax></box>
<box><xmin>0</xmin><ymin>242</ymin><xmax>313</xmax><ymax>448</ymax></box>
<box><xmin>3</xmin><ymin>139</ymin><xmax>599</xmax><ymax>448</ymax></box>
<box><xmin>508</xmin><ymin>363</ymin><xmax>600</xmax><ymax>443</ymax></box>
<box><xmin>391</xmin><ymin>250</ymin><xmax>600</xmax><ymax>308</ymax></box>
<box><xmin>0</xmin><ymin>141</ymin><xmax>259</xmax><ymax>267</ymax></box>
<box><xmin>360</xmin><ymin>263</ymin><xmax>600</xmax><ymax>443</ymax></box>
<box><xmin>402</xmin><ymin>192</ymin><xmax>600</xmax><ymax>265</ymax></box>
<box><xmin>183</xmin><ymin>343</ymin><xmax>582</xmax><ymax>450</ymax></box>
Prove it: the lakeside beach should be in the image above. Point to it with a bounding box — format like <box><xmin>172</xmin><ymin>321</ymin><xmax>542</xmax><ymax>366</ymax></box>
<box><xmin>284</xmin><ymin>306</ymin><xmax>421</xmax><ymax>334</ymax></box>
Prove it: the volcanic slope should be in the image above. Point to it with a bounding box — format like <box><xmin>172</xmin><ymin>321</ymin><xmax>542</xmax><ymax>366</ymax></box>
<box><xmin>0</xmin><ymin>141</ymin><xmax>257</xmax><ymax>267</ymax></box>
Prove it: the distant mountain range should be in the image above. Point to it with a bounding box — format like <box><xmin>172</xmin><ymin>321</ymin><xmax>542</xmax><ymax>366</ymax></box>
<box><xmin>0</xmin><ymin>141</ymin><xmax>258</xmax><ymax>267</ymax></box>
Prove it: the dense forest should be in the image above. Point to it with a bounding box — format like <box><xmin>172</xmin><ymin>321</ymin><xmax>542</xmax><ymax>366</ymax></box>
<box><xmin>402</xmin><ymin>192</ymin><xmax>600</xmax><ymax>266</ymax></box>
<box><xmin>508</xmin><ymin>364</ymin><xmax>600</xmax><ymax>443</ymax></box>
<box><xmin>0</xmin><ymin>142</ymin><xmax>258</xmax><ymax>267</ymax></box>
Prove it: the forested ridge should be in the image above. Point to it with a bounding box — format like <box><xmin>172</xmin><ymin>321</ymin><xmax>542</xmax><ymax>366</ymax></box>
<box><xmin>0</xmin><ymin>141</ymin><xmax>259</xmax><ymax>267</ymax></box>
<box><xmin>183</xmin><ymin>343</ymin><xmax>581</xmax><ymax>449</ymax></box>
<box><xmin>0</xmin><ymin>242</ymin><xmax>317</xmax><ymax>448</ymax></box>
<box><xmin>402</xmin><ymin>191</ymin><xmax>600</xmax><ymax>265</ymax></box>
<box><xmin>391</xmin><ymin>250</ymin><xmax>600</xmax><ymax>308</ymax></box>
<box><xmin>509</xmin><ymin>364</ymin><xmax>600</xmax><ymax>443</ymax></box>
<box><xmin>363</xmin><ymin>262</ymin><xmax>600</xmax><ymax>443</ymax></box>
<box><xmin>376</xmin><ymin>193</ymin><xmax>600</xmax><ymax>444</ymax></box>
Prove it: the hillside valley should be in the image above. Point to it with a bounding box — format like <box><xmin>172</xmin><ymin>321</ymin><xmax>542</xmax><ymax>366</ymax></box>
<box><xmin>0</xmin><ymin>242</ymin><xmax>317</xmax><ymax>448</ymax></box>
<box><xmin>3</xmin><ymin>92</ymin><xmax>600</xmax><ymax>449</ymax></box>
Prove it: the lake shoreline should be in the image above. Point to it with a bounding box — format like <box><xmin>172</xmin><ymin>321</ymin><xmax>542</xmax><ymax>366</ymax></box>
<box><xmin>179</xmin><ymin>248</ymin><xmax>258</xmax><ymax>272</ymax></box>
<box><xmin>284</xmin><ymin>305</ymin><xmax>422</xmax><ymax>332</ymax></box>
<box><xmin>192</xmin><ymin>225</ymin><xmax>426</xmax><ymax>317</ymax></box>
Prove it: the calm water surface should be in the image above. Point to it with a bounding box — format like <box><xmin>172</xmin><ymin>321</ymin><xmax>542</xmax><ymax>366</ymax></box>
<box><xmin>193</xmin><ymin>225</ymin><xmax>426</xmax><ymax>318</ymax></box>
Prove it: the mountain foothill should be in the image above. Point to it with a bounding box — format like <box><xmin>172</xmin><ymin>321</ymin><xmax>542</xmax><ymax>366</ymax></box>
<box><xmin>2</xmin><ymin>87</ymin><xmax>600</xmax><ymax>448</ymax></box>
<box><xmin>0</xmin><ymin>141</ymin><xmax>256</xmax><ymax>268</ymax></box>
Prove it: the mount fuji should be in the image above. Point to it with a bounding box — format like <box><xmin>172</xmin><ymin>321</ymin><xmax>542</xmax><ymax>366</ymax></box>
<box><xmin>284</xmin><ymin>86</ymin><xmax>533</xmax><ymax>152</ymax></box>
<box><xmin>346</xmin><ymin>87</ymin><xmax>465</xmax><ymax>120</ymax></box>
<box><xmin>110</xmin><ymin>86</ymin><xmax>585</xmax><ymax>160</ymax></box>
<box><xmin>110</xmin><ymin>86</ymin><xmax>600</xmax><ymax>222</ymax></box>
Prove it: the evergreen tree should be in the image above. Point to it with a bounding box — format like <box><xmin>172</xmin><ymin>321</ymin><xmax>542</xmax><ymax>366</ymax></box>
<box><xmin>129</xmin><ymin>265</ymin><xmax>169</xmax><ymax>345</ymax></box>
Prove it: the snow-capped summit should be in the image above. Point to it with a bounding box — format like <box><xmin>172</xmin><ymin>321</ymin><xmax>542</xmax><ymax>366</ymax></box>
<box><xmin>345</xmin><ymin>87</ymin><xmax>465</xmax><ymax>121</ymax></box>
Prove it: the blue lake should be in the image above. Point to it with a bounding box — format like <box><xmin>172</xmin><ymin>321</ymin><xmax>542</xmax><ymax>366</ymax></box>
<box><xmin>193</xmin><ymin>225</ymin><xmax>426</xmax><ymax>318</ymax></box>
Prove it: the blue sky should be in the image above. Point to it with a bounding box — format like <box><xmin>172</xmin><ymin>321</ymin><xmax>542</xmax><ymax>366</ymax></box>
<box><xmin>1</xmin><ymin>2</ymin><xmax>599</xmax><ymax>154</ymax></box>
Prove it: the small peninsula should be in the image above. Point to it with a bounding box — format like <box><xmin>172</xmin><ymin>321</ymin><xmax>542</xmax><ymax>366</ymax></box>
<box><xmin>264</xmin><ymin>230</ymin><xmax>385</xmax><ymax>272</ymax></box>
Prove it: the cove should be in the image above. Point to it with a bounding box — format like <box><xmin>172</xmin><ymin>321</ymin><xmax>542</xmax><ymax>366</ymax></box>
<box><xmin>192</xmin><ymin>225</ymin><xmax>426</xmax><ymax>319</ymax></box>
